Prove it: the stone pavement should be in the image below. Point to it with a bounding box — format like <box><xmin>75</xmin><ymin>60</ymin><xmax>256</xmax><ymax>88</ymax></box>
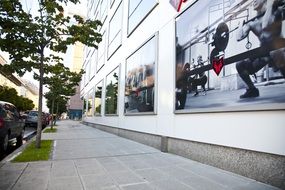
<box><xmin>0</xmin><ymin>120</ymin><xmax>281</xmax><ymax>190</ymax></box>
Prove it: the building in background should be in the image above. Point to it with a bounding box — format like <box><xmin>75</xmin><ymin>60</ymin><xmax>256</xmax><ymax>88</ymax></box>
<box><xmin>64</xmin><ymin>3</ymin><xmax>87</xmax><ymax>120</ymax></box>
<box><xmin>20</xmin><ymin>79</ymin><xmax>39</xmax><ymax>110</ymax></box>
<box><xmin>82</xmin><ymin>0</ymin><xmax>285</xmax><ymax>188</ymax></box>
<box><xmin>67</xmin><ymin>42</ymin><xmax>85</xmax><ymax>120</ymax></box>
<box><xmin>0</xmin><ymin>55</ymin><xmax>39</xmax><ymax>109</ymax></box>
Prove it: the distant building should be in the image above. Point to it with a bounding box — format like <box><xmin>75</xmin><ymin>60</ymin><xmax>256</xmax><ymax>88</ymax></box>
<box><xmin>21</xmin><ymin>79</ymin><xmax>39</xmax><ymax>110</ymax></box>
<box><xmin>0</xmin><ymin>54</ymin><xmax>39</xmax><ymax>109</ymax></box>
<box><xmin>66</xmin><ymin>42</ymin><xmax>85</xmax><ymax>120</ymax></box>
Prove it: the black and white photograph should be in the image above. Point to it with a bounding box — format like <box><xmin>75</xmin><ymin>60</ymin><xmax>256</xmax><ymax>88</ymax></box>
<box><xmin>125</xmin><ymin>35</ymin><xmax>157</xmax><ymax>114</ymax></box>
<box><xmin>175</xmin><ymin>0</ymin><xmax>285</xmax><ymax>112</ymax></box>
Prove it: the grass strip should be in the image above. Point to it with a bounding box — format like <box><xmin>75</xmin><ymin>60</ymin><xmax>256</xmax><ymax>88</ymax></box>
<box><xmin>12</xmin><ymin>140</ymin><xmax>53</xmax><ymax>162</ymax></box>
<box><xmin>43</xmin><ymin>128</ymin><xmax>57</xmax><ymax>133</ymax></box>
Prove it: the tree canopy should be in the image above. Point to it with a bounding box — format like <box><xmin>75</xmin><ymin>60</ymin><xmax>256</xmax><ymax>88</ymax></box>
<box><xmin>0</xmin><ymin>85</ymin><xmax>35</xmax><ymax>111</ymax></box>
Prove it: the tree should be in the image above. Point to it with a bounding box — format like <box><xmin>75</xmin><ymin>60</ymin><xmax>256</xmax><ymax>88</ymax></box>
<box><xmin>16</xmin><ymin>96</ymin><xmax>35</xmax><ymax>111</ymax></box>
<box><xmin>44</xmin><ymin>63</ymin><xmax>83</xmax><ymax>128</ymax></box>
<box><xmin>0</xmin><ymin>85</ymin><xmax>35</xmax><ymax>111</ymax></box>
<box><xmin>46</xmin><ymin>95</ymin><xmax>67</xmax><ymax>115</ymax></box>
<box><xmin>45</xmin><ymin>92</ymin><xmax>68</xmax><ymax>126</ymax></box>
<box><xmin>0</xmin><ymin>0</ymin><xmax>102</xmax><ymax>148</ymax></box>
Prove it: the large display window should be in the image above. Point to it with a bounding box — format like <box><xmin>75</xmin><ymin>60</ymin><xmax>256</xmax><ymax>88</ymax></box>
<box><xmin>87</xmin><ymin>89</ymin><xmax>94</xmax><ymax>116</ymax></box>
<box><xmin>105</xmin><ymin>66</ymin><xmax>120</xmax><ymax>115</ymax></box>
<box><xmin>94</xmin><ymin>80</ymin><xmax>103</xmax><ymax>116</ymax></box>
<box><xmin>175</xmin><ymin>0</ymin><xmax>285</xmax><ymax>113</ymax></box>
<box><xmin>125</xmin><ymin>34</ymin><xmax>157</xmax><ymax>114</ymax></box>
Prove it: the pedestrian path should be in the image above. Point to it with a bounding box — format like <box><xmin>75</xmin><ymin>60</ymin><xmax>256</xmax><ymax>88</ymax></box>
<box><xmin>0</xmin><ymin>120</ymin><xmax>280</xmax><ymax>190</ymax></box>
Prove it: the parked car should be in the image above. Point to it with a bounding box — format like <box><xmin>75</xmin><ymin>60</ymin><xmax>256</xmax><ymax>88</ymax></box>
<box><xmin>0</xmin><ymin>101</ymin><xmax>25</xmax><ymax>154</ymax></box>
<box><xmin>25</xmin><ymin>110</ymin><xmax>48</xmax><ymax>128</ymax></box>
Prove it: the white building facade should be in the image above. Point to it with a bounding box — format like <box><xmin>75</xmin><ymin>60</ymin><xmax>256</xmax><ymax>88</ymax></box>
<box><xmin>81</xmin><ymin>0</ymin><xmax>285</xmax><ymax>188</ymax></box>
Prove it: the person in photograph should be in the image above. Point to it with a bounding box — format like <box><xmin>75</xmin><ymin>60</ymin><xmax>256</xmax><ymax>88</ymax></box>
<box><xmin>236</xmin><ymin>0</ymin><xmax>285</xmax><ymax>99</ymax></box>
<box><xmin>176</xmin><ymin>63</ymin><xmax>190</xmax><ymax>109</ymax></box>
<box><xmin>189</xmin><ymin>55</ymin><xmax>207</xmax><ymax>96</ymax></box>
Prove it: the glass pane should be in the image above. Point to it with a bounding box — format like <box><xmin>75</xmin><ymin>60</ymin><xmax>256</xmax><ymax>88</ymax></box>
<box><xmin>90</xmin><ymin>49</ymin><xmax>97</xmax><ymax>78</ymax></box>
<box><xmin>128</xmin><ymin>0</ymin><xmax>142</xmax><ymax>15</ymax></box>
<box><xmin>125</xmin><ymin>35</ymin><xmax>156</xmax><ymax>114</ymax></box>
<box><xmin>94</xmin><ymin>81</ymin><xmax>103</xmax><ymax>115</ymax></box>
<box><xmin>100</xmin><ymin>0</ymin><xmax>108</xmax><ymax>22</ymax></box>
<box><xmin>128</xmin><ymin>0</ymin><xmax>157</xmax><ymax>34</ymax></box>
<box><xmin>108</xmin><ymin>31</ymin><xmax>121</xmax><ymax>57</ymax></box>
<box><xmin>105</xmin><ymin>67</ymin><xmax>119</xmax><ymax>115</ymax></box>
<box><xmin>87</xmin><ymin>90</ymin><xmax>93</xmax><ymax>116</ymax></box>
<box><xmin>97</xmin><ymin>31</ymin><xmax>106</xmax><ymax>72</ymax></box>
<box><xmin>108</xmin><ymin>3</ymin><xmax>122</xmax><ymax>57</ymax></box>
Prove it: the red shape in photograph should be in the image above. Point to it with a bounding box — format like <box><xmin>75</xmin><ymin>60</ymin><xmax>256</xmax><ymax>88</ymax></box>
<box><xmin>169</xmin><ymin>0</ymin><xmax>188</xmax><ymax>12</ymax></box>
<box><xmin>212</xmin><ymin>57</ymin><xmax>224</xmax><ymax>76</ymax></box>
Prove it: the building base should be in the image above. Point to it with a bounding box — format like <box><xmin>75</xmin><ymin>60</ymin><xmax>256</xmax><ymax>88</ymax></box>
<box><xmin>82</xmin><ymin>121</ymin><xmax>285</xmax><ymax>189</ymax></box>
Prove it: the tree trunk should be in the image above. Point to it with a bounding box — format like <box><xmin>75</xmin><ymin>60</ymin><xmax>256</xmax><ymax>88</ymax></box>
<box><xmin>51</xmin><ymin>99</ymin><xmax>55</xmax><ymax>130</ymax></box>
<box><xmin>54</xmin><ymin>101</ymin><xmax>59</xmax><ymax>125</ymax></box>
<box><xmin>35</xmin><ymin>51</ymin><xmax>44</xmax><ymax>149</ymax></box>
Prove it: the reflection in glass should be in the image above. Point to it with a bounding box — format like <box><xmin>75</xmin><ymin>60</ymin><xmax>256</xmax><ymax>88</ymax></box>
<box><xmin>87</xmin><ymin>90</ymin><xmax>93</xmax><ymax>116</ymax></box>
<box><xmin>125</xmin><ymin>35</ymin><xmax>156</xmax><ymax>114</ymax></box>
<box><xmin>94</xmin><ymin>81</ymin><xmax>103</xmax><ymax>116</ymax></box>
<box><xmin>105</xmin><ymin>67</ymin><xmax>119</xmax><ymax>115</ymax></box>
<box><xmin>128</xmin><ymin>0</ymin><xmax>157</xmax><ymax>35</ymax></box>
<box><xmin>83</xmin><ymin>97</ymin><xmax>87</xmax><ymax>116</ymax></box>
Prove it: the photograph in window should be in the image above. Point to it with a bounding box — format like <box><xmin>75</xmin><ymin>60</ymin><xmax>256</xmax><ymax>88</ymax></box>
<box><xmin>175</xmin><ymin>0</ymin><xmax>285</xmax><ymax>113</ymax></box>
<box><xmin>125</xmin><ymin>35</ymin><xmax>156</xmax><ymax>114</ymax></box>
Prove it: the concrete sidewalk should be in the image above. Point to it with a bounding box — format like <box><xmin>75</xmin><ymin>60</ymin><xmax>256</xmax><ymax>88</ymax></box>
<box><xmin>0</xmin><ymin>120</ymin><xmax>280</xmax><ymax>190</ymax></box>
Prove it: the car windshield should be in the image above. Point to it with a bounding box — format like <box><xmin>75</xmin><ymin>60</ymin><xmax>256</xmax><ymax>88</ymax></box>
<box><xmin>29</xmin><ymin>111</ymin><xmax>38</xmax><ymax>116</ymax></box>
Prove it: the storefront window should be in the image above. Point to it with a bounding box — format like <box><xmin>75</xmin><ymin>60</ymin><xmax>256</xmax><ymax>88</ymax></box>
<box><xmin>87</xmin><ymin>89</ymin><xmax>94</xmax><ymax>116</ymax></box>
<box><xmin>125</xmin><ymin>34</ymin><xmax>157</xmax><ymax>114</ymax></box>
<box><xmin>105</xmin><ymin>66</ymin><xmax>119</xmax><ymax>115</ymax></box>
<box><xmin>94</xmin><ymin>80</ymin><xmax>103</xmax><ymax>116</ymax></box>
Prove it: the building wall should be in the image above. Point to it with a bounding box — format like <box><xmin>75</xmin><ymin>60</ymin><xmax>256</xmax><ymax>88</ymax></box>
<box><xmin>69</xmin><ymin>86</ymin><xmax>84</xmax><ymax>110</ymax></box>
<box><xmin>0</xmin><ymin>75</ymin><xmax>20</xmax><ymax>93</ymax></box>
<box><xmin>82</xmin><ymin>0</ymin><xmax>285</xmax><ymax>188</ymax></box>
